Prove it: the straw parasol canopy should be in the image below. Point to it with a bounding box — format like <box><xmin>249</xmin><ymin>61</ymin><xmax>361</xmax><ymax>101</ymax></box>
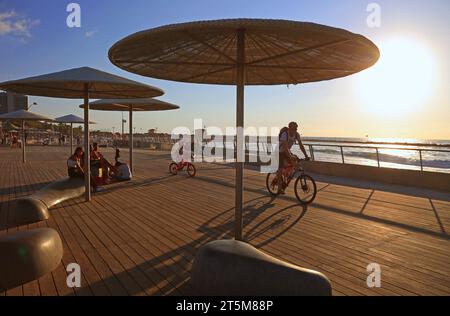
<box><xmin>0</xmin><ymin>66</ymin><xmax>165</xmax><ymax>202</ymax></box>
<box><xmin>0</xmin><ymin>109</ymin><xmax>54</xmax><ymax>122</ymax></box>
<box><xmin>81</xmin><ymin>98</ymin><xmax>180</xmax><ymax>112</ymax></box>
<box><xmin>80</xmin><ymin>98</ymin><xmax>180</xmax><ymax>172</ymax></box>
<box><xmin>109</xmin><ymin>19</ymin><xmax>380</xmax><ymax>85</ymax></box>
<box><xmin>55</xmin><ymin>114</ymin><xmax>96</xmax><ymax>155</ymax></box>
<box><xmin>0</xmin><ymin>67</ymin><xmax>164</xmax><ymax>98</ymax></box>
<box><xmin>108</xmin><ymin>18</ymin><xmax>380</xmax><ymax>241</ymax></box>
<box><xmin>55</xmin><ymin>114</ymin><xmax>93</xmax><ymax>124</ymax></box>
<box><xmin>0</xmin><ymin>110</ymin><xmax>54</xmax><ymax>163</ymax></box>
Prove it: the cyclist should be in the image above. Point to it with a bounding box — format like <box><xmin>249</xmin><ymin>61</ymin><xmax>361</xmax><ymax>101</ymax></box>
<box><xmin>277</xmin><ymin>122</ymin><xmax>310</xmax><ymax>194</ymax></box>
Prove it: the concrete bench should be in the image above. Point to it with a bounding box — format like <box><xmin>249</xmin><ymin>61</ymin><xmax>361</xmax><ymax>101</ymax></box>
<box><xmin>10</xmin><ymin>177</ymin><xmax>84</xmax><ymax>225</ymax></box>
<box><xmin>0</xmin><ymin>228</ymin><xmax>63</xmax><ymax>290</ymax></box>
<box><xmin>191</xmin><ymin>240</ymin><xmax>332</xmax><ymax>296</ymax></box>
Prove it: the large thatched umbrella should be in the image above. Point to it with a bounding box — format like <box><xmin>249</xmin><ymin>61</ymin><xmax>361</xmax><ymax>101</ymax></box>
<box><xmin>109</xmin><ymin>19</ymin><xmax>380</xmax><ymax>240</ymax></box>
<box><xmin>55</xmin><ymin>114</ymin><xmax>96</xmax><ymax>155</ymax></box>
<box><xmin>0</xmin><ymin>110</ymin><xmax>54</xmax><ymax>163</ymax></box>
<box><xmin>80</xmin><ymin>98</ymin><xmax>179</xmax><ymax>173</ymax></box>
<box><xmin>0</xmin><ymin>67</ymin><xmax>164</xmax><ymax>202</ymax></box>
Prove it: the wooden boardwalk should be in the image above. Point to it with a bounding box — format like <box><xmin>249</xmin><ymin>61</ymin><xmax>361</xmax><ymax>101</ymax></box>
<box><xmin>0</xmin><ymin>146</ymin><xmax>449</xmax><ymax>296</ymax></box>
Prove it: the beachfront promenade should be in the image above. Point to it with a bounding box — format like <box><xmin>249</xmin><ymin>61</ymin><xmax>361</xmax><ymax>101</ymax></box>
<box><xmin>0</xmin><ymin>146</ymin><xmax>449</xmax><ymax>296</ymax></box>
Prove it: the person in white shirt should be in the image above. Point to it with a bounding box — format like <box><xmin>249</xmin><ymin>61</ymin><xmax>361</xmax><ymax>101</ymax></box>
<box><xmin>67</xmin><ymin>147</ymin><xmax>85</xmax><ymax>178</ymax></box>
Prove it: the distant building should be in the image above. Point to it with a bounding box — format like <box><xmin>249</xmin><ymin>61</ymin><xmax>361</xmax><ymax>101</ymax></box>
<box><xmin>0</xmin><ymin>92</ymin><xmax>29</xmax><ymax>114</ymax></box>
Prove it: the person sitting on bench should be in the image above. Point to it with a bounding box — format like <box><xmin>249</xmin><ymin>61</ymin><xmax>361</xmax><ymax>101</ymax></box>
<box><xmin>67</xmin><ymin>147</ymin><xmax>85</xmax><ymax>179</ymax></box>
<box><xmin>113</xmin><ymin>149</ymin><xmax>132</xmax><ymax>181</ymax></box>
<box><xmin>90</xmin><ymin>143</ymin><xmax>114</xmax><ymax>179</ymax></box>
<box><xmin>67</xmin><ymin>147</ymin><xmax>100</xmax><ymax>191</ymax></box>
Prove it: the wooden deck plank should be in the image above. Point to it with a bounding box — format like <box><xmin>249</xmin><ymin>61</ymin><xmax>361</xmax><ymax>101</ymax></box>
<box><xmin>81</xmin><ymin>204</ymin><xmax>164</xmax><ymax>295</ymax></box>
<box><xmin>46</xmin><ymin>212</ymin><xmax>93</xmax><ymax>296</ymax></box>
<box><xmin>0</xmin><ymin>146</ymin><xmax>449</xmax><ymax>296</ymax></box>
<box><xmin>50</xmin><ymin>209</ymin><xmax>111</xmax><ymax>296</ymax></box>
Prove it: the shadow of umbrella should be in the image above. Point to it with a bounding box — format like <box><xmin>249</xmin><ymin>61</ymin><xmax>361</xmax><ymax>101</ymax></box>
<box><xmin>65</xmin><ymin>195</ymin><xmax>306</xmax><ymax>296</ymax></box>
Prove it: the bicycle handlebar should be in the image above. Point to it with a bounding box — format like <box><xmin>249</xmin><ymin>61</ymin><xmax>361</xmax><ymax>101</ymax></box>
<box><xmin>293</xmin><ymin>155</ymin><xmax>310</xmax><ymax>162</ymax></box>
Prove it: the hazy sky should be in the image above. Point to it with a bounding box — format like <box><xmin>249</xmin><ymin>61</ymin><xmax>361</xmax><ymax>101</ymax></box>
<box><xmin>0</xmin><ymin>0</ymin><xmax>449</xmax><ymax>139</ymax></box>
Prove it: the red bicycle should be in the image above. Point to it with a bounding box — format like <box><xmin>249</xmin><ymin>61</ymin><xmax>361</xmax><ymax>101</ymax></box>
<box><xmin>266</xmin><ymin>156</ymin><xmax>317</xmax><ymax>204</ymax></box>
<box><xmin>169</xmin><ymin>160</ymin><xmax>197</xmax><ymax>177</ymax></box>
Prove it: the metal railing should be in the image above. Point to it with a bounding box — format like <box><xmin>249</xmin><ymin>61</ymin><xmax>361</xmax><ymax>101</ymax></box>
<box><xmin>110</xmin><ymin>136</ymin><xmax>450</xmax><ymax>172</ymax></box>
<box><xmin>224</xmin><ymin>139</ymin><xmax>450</xmax><ymax>172</ymax></box>
<box><xmin>304</xmin><ymin>143</ymin><xmax>450</xmax><ymax>172</ymax></box>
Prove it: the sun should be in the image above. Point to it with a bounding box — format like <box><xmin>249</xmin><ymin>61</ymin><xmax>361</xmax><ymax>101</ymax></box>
<box><xmin>355</xmin><ymin>37</ymin><xmax>437</xmax><ymax>116</ymax></box>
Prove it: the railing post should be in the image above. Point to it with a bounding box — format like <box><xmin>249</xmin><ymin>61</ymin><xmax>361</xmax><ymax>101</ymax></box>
<box><xmin>256</xmin><ymin>136</ymin><xmax>260</xmax><ymax>163</ymax></box>
<box><xmin>376</xmin><ymin>148</ymin><xmax>380</xmax><ymax>168</ymax></box>
<box><xmin>309</xmin><ymin>145</ymin><xmax>315</xmax><ymax>161</ymax></box>
<box><xmin>223</xmin><ymin>140</ymin><xmax>226</xmax><ymax>162</ymax></box>
<box><xmin>419</xmin><ymin>150</ymin><xmax>423</xmax><ymax>171</ymax></box>
<box><xmin>234</xmin><ymin>136</ymin><xmax>237</xmax><ymax>160</ymax></box>
<box><xmin>340</xmin><ymin>146</ymin><xmax>345</xmax><ymax>164</ymax></box>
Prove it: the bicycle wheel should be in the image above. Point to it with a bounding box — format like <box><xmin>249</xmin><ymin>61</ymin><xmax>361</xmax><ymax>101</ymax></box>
<box><xmin>169</xmin><ymin>163</ymin><xmax>178</xmax><ymax>175</ymax></box>
<box><xmin>266</xmin><ymin>173</ymin><xmax>281</xmax><ymax>196</ymax></box>
<box><xmin>294</xmin><ymin>174</ymin><xmax>317</xmax><ymax>204</ymax></box>
<box><xmin>187</xmin><ymin>163</ymin><xmax>196</xmax><ymax>177</ymax></box>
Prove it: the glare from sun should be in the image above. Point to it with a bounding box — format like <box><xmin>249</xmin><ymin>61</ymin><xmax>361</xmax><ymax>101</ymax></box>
<box><xmin>355</xmin><ymin>38</ymin><xmax>437</xmax><ymax>116</ymax></box>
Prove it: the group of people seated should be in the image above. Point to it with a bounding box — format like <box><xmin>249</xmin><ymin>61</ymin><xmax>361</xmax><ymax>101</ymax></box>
<box><xmin>67</xmin><ymin>143</ymin><xmax>132</xmax><ymax>189</ymax></box>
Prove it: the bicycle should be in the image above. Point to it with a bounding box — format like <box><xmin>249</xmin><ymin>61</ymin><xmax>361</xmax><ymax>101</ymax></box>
<box><xmin>169</xmin><ymin>160</ymin><xmax>197</xmax><ymax>177</ymax></box>
<box><xmin>266</xmin><ymin>156</ymin><xmax>317</xmax><ymax>204</ymax></box>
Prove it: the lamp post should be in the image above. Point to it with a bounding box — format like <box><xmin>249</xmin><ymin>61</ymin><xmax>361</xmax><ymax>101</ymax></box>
<box><xmin>28</xmin><ymin>102</ymin><xmax>38</xmax><ymax>110</ymax></box>
<box><xmin>121</xmin><ymin>112</ymin><xmax>126</xmax><ymax>140</ymax></box>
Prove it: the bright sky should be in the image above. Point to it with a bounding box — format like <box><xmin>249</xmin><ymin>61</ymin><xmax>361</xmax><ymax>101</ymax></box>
<box><xmin>0</xmin><ymin>0</ymin><xmax>449</xmax><ymax>139</ymax></box>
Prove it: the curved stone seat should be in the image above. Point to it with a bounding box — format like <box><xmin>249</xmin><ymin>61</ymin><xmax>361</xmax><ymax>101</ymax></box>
<box><xmin>191</xmin><ymin>240</ymin><xmax>332</xmax><ymax>296</ymax></box>
<box><xmin>0</xmin><ymin>228</ymin><xmax>63</xmax><ymax>290</ymax></box>
<box><xmin>10</xmin><ymin>177</ymin><xmax>84</xmax><ymax>225</ymax></box>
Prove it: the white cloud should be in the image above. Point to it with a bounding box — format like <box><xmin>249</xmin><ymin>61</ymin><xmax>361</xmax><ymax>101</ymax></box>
<box><xmin>85</xmin><ymin>30</ymin><xmax>98</xmax><ymax>38</ymax></box>
<box><xmin>0</xmin><ymin>10</ymin><xmax>40</xmax><ymax>38</ymax></box>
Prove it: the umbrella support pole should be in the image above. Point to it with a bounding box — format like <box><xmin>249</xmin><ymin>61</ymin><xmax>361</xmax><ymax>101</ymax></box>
<box><xmin>235</xmin><ymin>29</ymin><xmax>246</xmax><ymax>241</ymax></box>
<box><xmin>22</xmin><ymin>120</ymin><xmax>26</xmax><ymax>163</ymax></box>
<box><xmin>83</xmin><ymin>84</ymin><xmax>91</xmax><ymax>202</ymax></box>
<box><xmin>129</xmin><ymin>106</ymin><xmax>133</xmax><ymax>173</ymax></box>
<box><xmin>70</xmin><ymin>123</ymin><xmax>73</xmax><ymax>155</ymax></box>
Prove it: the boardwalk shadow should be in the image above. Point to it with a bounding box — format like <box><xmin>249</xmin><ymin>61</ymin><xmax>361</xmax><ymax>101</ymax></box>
<box><xmin>0</xmin><ymin>201</ymin><xmax>14</xmax><ymax>230</ymax></box>
<box><xmin>1</xmin><ymin>199</ymin><xmax>51</xmax><ymax>231</ymax></box>
<box><xmin>60</xmin><ymin>163</ymin><xmax>448</xmax><ymax>295</ymax></box>
<box><xmin>314</xmin><ymin>201</ymin><xmax>449</xmax><ymax>240</ymax></box>
<box><xmin>71</xmin><ymin>195</ymin><xmax>307</xmax><ymax>296</ymax></box>
<box><xmin>195</xmin><ymin>172</ymin><xmax>450</xmax><ymax>240</ymax></box>
<box><xmin>92</xmin><ymin>174</ymin><xmax>185</xmax><ymax>195</ymax></box>
<box><xmin>0</xmin><ymin>181</ymin><xmax>53</xmax><ymax>196</ymax></box>
<box><xmin>245</xmin><ymin>202</ymin><xmax>307</xmax><ymax>247</ymax></box>
<box><xmin>310</xmin><ymin>173</ymin><xmax>450</xmax><ymax>202</ymax></box>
